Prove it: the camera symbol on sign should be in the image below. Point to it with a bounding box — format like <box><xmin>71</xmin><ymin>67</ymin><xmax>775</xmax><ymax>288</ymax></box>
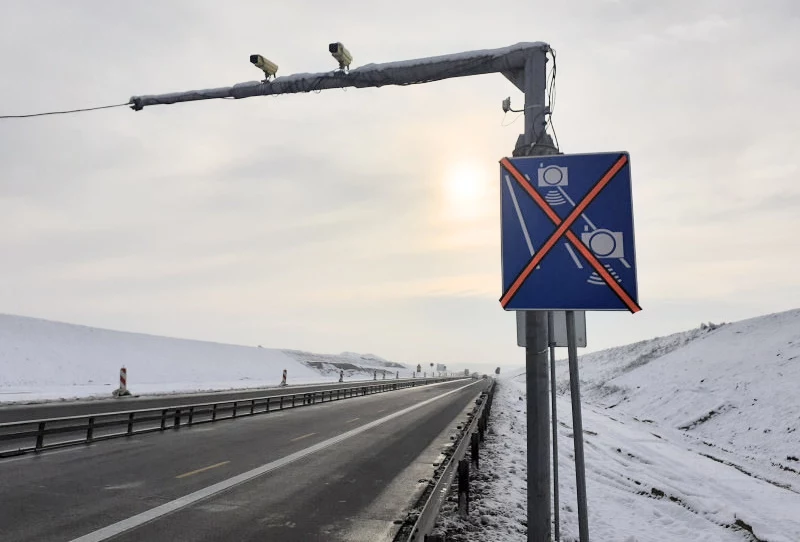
<box><xmin>581</xmin><ymin>226</ymin><xmax>624</xmax><ymax>259</ymax></box>
<box><xmin>537</xmin><ymin>164</ymin><xmax>568</xmax><ymax>187</ymax></box>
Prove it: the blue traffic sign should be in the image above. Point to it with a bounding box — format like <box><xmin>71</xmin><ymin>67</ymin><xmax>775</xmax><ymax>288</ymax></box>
<box><xmin>500</xmin><ymin>152</ymin><xmax>640</xmax><ymax>312</ymax></box>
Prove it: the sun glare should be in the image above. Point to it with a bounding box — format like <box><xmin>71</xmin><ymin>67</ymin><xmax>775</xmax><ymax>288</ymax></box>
<box><xmin>442</xmin><ymin>163</ymin><xmax>488</xmax><ymax>221</ymax></box>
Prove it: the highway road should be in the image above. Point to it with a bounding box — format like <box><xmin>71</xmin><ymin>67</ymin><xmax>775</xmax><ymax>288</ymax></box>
<box><xmin>0</xmin><ymin>378</ymin><xmax>487</xmax><ymax>542</ymax></box>
<box><xmin>0</xmin><ymin>377</ymin><xmax>451</xmax><ymax>424</ymax></box>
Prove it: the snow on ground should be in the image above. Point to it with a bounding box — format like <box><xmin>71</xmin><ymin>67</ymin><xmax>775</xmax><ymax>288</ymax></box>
<box><xmin>437</xmin><ymin>309</ymin><xmax>800</xmax><ymax>541</ymax></box>
<box><xmin>558</xmin><ymin>309</ymin><xmax>800</xmax><ymax>474</ymax></box>
<box><xmin>283</xmin><ymin>349</ymin><xmax>412</xmax><ymax>380</ymax></box>
<box><xmin>439</xmin><ymin>375</ymin><xmax>800</xmax><ymax>541</ymax></box>
<box><xmin>0</xmin><ymin>314</ymin><xmax>412</xmax><ymax>404</ymax></box>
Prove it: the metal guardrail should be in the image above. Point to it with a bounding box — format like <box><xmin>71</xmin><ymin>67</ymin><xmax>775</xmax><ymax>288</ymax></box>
<box><xmin>400</xmin><ymin>379</ymin><xmax>496</xmax><ymax>541</ymax></box>
<box><xmin>0</xmin><ymin>378</ymin><xmax>457</xmax><ymax>458</ymax></box>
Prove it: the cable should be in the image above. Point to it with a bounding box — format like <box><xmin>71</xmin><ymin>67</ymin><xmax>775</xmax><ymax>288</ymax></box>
<box><xmin>546</xmin><ymin>47</ymin><xmax>559</xmax><ymax>150</ymax></box>
<box><xmin>501</xmin><ymin>111</ymin><xmax>524</xmax><ymax>127</ymax></box>
<box><xmin>0</xmin><ymin>101</ymin><xmax>131</xmax><ymax>119</ymax></box>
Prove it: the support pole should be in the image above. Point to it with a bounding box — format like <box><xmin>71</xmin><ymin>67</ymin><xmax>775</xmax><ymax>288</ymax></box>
<box><xmin>548</xmin><ymin>312</ymin><xmax>561</xmax><ymax>541</ymax></box>
<box><xmin>566</xmin><ymin>310</ymin><xmax>589</xmax><ymax>542</ymax></box>
<box><xmin>521</xmin><ymin>47</ymin><xmax>553</xmax><ymax>542</ymax></box>
<box><xmin>525</xmin><ymin>311</ymin><xmax>551</xmax><ymax>541</ymax></box>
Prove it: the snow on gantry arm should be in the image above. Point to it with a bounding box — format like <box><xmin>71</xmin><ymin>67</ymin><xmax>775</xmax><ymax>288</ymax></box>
<box><xmin>129</xmin><ymin>42</ymin><xmax>550</xmax><ymax>110</ymax></box>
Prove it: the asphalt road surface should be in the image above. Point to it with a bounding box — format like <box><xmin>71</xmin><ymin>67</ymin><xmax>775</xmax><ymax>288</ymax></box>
<box><xmin>0</xmin><ymin>378</ymin><xmax>487</xmax><ymax>542</ymax></box>
<box><xmin>0</xmin><ymin>377</ymin><xmax>452</xmax><ymax>424</ymax></box>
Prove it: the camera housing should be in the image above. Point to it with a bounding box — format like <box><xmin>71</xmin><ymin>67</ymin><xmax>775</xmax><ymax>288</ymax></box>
<box><xmin>329</xmin><ymin>42</ymin><xmax>353</xmax><ymax>69</ymax></box>
<box><xmin>537</xmin><ymin>165</ymin><xmax>568</xmax><ymax>187</ymax></box>
<box><xmin>581</xmin><ymin>229</ymin><xmax>624</xmax><ymax>259</ymax></box>
<box><xmin>249</xmin><ymin>54</ymin><xmax>278</xmax><ymax>78</ymax></box>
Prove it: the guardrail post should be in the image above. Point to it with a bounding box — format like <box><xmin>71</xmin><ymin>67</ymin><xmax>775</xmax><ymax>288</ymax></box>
<box><xmin>458</xmin><ymin>458</ymin><xmax>470</xmax><ymax>517</ymax></box>
<box><xmin>188</xmin><ymin>407</ymin><xmax>194</xmax><ymax>426</ymax></box>
<box><xmin>250</xmin><ymin>399</ymin><xmax>256</xmax><ymax>415</ymax></box>
<box><xmin>160</xmin><ymin>409</ymin><xmax>167</xmax><ymax>430</ymax></box>
<box><xmin>35</xmin><ymin>421</ymin><xmax>46</xmax><ymax>450</ymax></box>
<box><xmin>232</xmin><ymin>402</ymin><xmax>238</xmax><ymax>418</ymax></box>
<box><xmin>471</xmin><ymin>432</ymin><xmax>480</xmax><ymax>468</ymax></box>
<box><xmin>127</xmin><ymin>412</ymin><xmax>135</xmax><ymax>435</ymax></box>
<box><xmin>174</xmin><ymin>409</ymin><xmax>181</xmax><ymax>429</ymax></box>
<box><xmin>266</xmin><ymin>397</ymin><xmax>271</xmax><ymax>412</ymax></box>
<box><xmin>292</xmin><ymin>394</ymin><xmax>296</xmax><ymax>408</ymax></box>
<box><xmin>86</xmin><ymin>417</ymin><xmax>95</xmax><ymax>442</ymax></box>
<box><xmin>212</xmin><ymin>404</ymin><xmax>218</xmax><ymax>421</ymax></box>
<box><xmin>478</xmin><ymin>416</ymin><xmax>485</xmax><ymax>442</ymax></box>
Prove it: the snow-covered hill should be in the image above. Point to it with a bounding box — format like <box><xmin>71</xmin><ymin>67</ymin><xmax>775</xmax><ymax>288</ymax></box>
<box><xmin>557</xmin><ymin>309</ymin><xmax>800</xmax><ymax>466</ymax></box>
<box><xmin>0</xmin><ymin>314</ymin><xmax>412</xmax><ymax>404</ymax></box>
<box><xmin>440</xmin><ymin>309</ymin><xmax>800</xmax><ymax>541</ymax></box>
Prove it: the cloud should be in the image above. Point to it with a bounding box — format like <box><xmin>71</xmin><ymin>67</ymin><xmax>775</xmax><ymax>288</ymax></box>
<box><xmin>1</xmin><ymin>0</ymin><xmax>798</xmax><ymax>365</ymax></box>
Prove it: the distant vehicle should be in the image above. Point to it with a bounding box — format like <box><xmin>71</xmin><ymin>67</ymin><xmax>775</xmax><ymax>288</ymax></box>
<box><xmin>482</xmin><ymin>374</ymin><xmax>488</xmax><ymax>379</ymax></box>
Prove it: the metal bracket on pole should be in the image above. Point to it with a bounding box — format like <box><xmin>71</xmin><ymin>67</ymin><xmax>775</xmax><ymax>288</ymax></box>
<box><xmin>502</xmin><ymin>69</ymin><xmax>525</xmax><ymax>92</ymax></box>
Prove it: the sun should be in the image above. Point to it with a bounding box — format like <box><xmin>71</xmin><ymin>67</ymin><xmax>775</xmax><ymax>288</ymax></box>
<box><xmin>442</xmin><ymin>163</ymin><xmax>488</xmax><ymax>221</ymax></box>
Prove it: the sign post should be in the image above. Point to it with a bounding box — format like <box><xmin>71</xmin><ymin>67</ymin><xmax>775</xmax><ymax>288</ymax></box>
<box><xmin>501</xmin><ymin>149</ymin><xmax>640</xmax><ymax>542</ymax></box>
<box><xmin>566</xmin><ymin>310</ymin><xmax>589</xmax><ymax>540</ymax></box>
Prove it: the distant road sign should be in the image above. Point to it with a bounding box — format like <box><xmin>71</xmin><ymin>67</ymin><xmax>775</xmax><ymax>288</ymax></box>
<box><xmin>500</xmin><ymin>152</ymin><xmax>640</xmax><ymax>312</ymax></box>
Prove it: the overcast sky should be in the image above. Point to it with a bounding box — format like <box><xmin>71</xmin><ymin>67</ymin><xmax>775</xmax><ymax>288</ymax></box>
<box><xmin>1</xmin><ymin>0</ymin><xmax>798</xmax><ymax>374</ymax></box>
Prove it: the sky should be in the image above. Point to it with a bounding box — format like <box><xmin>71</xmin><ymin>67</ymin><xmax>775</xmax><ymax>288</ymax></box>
<box><xmin>1</xmin><ymin>0</ymin><xmax>798</xmax><ymax>375</ymax></box>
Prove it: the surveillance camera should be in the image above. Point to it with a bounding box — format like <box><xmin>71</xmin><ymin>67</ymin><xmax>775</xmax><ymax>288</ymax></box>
<box><xmin>328</xmin><ymin>42</ymin><xmax>353</xmax><ymax>69</ymax></box>
<box><xmin>249</xmin><ymin>54</ymin><xmax>278</xmax><ymax>78</ymax></box>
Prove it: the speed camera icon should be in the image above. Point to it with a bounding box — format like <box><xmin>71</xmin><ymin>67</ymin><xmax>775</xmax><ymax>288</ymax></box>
<box><xmin>581</xmin><ymin>227</ymin><xmax>624</xmax><ymax>259</ymax></box>
<box><xmin>537</xmin><ymin>164</ymin><xmax>568</xmax><ymax>187</ymax></box>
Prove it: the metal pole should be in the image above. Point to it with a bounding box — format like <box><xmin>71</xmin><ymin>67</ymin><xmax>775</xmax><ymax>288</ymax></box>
<box><xmin>522</xmin><ymin>48</ymin><xmax>553</xmax><ymax>542</ymax></box>
<box><xmin>548</xmin><ymin>312</ymin><xmax>560</xmax><ymax>540</ymax></box>
<box><xmin>566</xmin><ymin>310</ymin><xmax>589</xmax><ymax>541</ymax></box>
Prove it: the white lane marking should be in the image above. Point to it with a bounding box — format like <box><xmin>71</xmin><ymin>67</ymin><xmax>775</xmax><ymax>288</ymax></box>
<box><xmin>289</xmin><ymin>432</ymin><xmax>316</xmax><ymax>442</ymax></box>
<box><xmin>176</xmin><ymin>461</ymin><xmax>230</xmax><ymax>479</ymax></box>
<box><xmin>69</xmin><ymin>380</ymin><xmax>481</xmax><ymax>542</ymax></box>
<box><xmin>104</xmin><ymin>481</ymin><xmax>145</xmax><ymax>491</ymax></box>
<box><xmin>345</xmin><ymin>418</ymin><xmax>360</xmax><ymax>423</ymax></box>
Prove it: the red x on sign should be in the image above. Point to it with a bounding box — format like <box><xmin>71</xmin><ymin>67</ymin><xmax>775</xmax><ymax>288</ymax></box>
<box><xmin>499</xmin><ymin>155</ymin><xmax>641</xmax><ymax>313</ymax></box>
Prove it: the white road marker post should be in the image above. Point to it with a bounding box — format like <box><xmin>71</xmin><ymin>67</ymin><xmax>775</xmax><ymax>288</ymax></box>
<box><xmin>117</xmin><ymin>367</ymin><xmax>130</xmax><ymax>396</ymax></box>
